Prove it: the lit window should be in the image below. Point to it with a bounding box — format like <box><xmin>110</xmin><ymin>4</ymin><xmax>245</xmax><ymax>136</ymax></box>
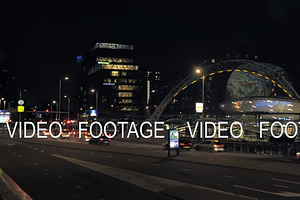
<box><xmin>118</xmin><ymin>85</ymin><xmax>137</xmax><ymax>91</ymax></box>
<box><xmin>128</xmin><ymin>79</ymin><xmax>137</xmax><ymax>84</ymax></box>
<box><xmin>111</xmin><ymin>71</ymin><xmax>119</xmax><ymax>76</ymax></box>
<box><xmin>120</xmin><ymin>71</ymin><xmax>127</xmax><ymax>76</ymax></box>
<box><xmin>118</xmin><ymin>92</ymin><xmax>133</xmax><ymax>97</ymax></box>
<box><xmin>119</xmin><ymin>99</ymin><xmax>133</xmax><ymax>104</ymax></box>
<box><xmin>102</xmin><ymin>64</ymin><xmax>138</xmax><ymax>71</ymax></box>
<box><xmin>104</xmin><ymin>78</ymin><xmax>112</xmax><ymax>83</ymax></box>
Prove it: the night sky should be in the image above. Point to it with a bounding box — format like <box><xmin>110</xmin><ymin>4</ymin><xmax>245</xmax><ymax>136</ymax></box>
<box><xmin>1</xmin><ymin>0</ymin><xmax>300</xmax><ymax>107</ymax></box>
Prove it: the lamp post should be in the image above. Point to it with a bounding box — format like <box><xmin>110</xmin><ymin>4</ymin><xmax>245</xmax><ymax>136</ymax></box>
<box><xmin>64</xmin><ymin>95</ymin><xmax>70</xmax><ymax>120</ymax></box>
<box><xmin>196</xmin><ymin>68</ymin><xmax>205</xmax><ymax>141</ymax></box>
<box><xmin>53</xmin><ymin>100</ymin><xmax>57</xmax><ymax>120</ymax></box>
<box><xmin>58</xmin><ymin>77</ymin><xmax>69</xmax><ymax>121</ymax></box>
<box><xmin>91</xmin><ymin>89</ymin><xmax>98</xmax><ymax>121</ymax></box>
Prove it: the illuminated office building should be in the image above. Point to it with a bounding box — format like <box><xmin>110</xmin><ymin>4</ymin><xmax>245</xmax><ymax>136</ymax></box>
<box><xmin>78</xmin><ymin>43</ymin><xmax>141</xmax><ymax>118</ymax></box>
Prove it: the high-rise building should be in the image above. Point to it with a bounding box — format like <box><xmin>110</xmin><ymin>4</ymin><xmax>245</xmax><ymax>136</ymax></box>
<box><xmin>77</xmin><ymin>43</ymin><xmax>142</xmax><ymax>119</ymax></box>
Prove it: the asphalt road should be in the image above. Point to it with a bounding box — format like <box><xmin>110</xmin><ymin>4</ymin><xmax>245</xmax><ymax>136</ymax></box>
<box><xmin>1</xmin><ymin>136</ymin><xmax>300</xmax><ymax>200</ymax></box>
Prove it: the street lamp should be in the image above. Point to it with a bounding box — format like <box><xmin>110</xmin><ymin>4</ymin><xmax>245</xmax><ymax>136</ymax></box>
<box><xmin>64</xmin><ymin>95</ymin><xmax>70</xmax><ymax>120</ymax></box>
<box><xmin>19</xmin><ymin>89</ymin><xmax>27</xmax><ymax>99</ymax></box>
<box><xmin>91</xmin><ymin>89</ymin><xmax>99</xmax><ymax>121</ymax></box>
<box><xmin>58</xmin><ymin>76</ymin><xmax>69</xmax><ymax>121</ymax></box>
<box><xmin>52</xmin><ymin>100</ymin><xmax>57</xmax><ymax>120</ymax></box>
<box><xmin>195</xmin><ymin>68</ymin><xmax>204</xmax><ymax>118</ymax></box>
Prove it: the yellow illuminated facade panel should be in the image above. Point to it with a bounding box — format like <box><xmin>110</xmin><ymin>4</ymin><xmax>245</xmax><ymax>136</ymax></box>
<box><xmin>102</xmin><ymin>64</ymin><xmax>139</xmax><ymax>71</ymax></box>
<box><xmin>111</xmin><ymin>71</ymin><xmax>119</xmax><ymax>77</ymax></box>
<box><xmin>118</xmin><ymin>92</ymin><xmax>133</xmax><ymax>97</ymax></box>
<box><xmin>118</xmin><ymin>85</ymin><xmax>138</xmax><ymax>91</ymax></box>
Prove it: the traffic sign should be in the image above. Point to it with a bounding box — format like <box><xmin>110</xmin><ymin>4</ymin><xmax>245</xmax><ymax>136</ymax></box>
<box><xmin>17</xmin><ymin>106</ymin><xmax>25</xmax><ymax>113</ymax></box>
<box><xmin>90</xmin><ymin>109</ymin><xmax>97</xmax><ymax>117</ymax></box>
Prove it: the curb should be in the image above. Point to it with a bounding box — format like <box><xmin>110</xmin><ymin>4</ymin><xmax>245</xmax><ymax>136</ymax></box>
<box><xmin>0</xmin><ymin>168</ymin><xmax>32</xmax><ymax>200</ymax></box>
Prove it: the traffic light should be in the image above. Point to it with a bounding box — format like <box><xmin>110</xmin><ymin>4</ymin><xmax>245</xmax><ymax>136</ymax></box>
<box><xmin>32</xmin><ymin>109</ymin><xmax>36</xmax><ymax>115</ymax></box>
<box><xmin>45</xmin><ymin>109</ymin><xmax>49</xmax><ymax>115</ymax></box>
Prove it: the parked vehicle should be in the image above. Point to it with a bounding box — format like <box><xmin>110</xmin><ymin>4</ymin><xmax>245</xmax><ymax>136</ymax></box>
<box><xmin>194</xmin><ymin>140</ymin><xmax>224</xmax><ymax>152</ymax></box>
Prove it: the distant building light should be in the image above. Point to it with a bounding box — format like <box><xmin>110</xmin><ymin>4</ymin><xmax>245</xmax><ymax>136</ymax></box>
<box><xmin>76</xmin><ymin>55</ymin><xmax>83</xmax><ymax>63</ymax></box>
<box><xmin>103</xmin><ymin>83</ymin><xmax>115</xmax><ymax>86</ymax></box>
<box><xmin>97</xmin><ymin>61</ymin><xmax>110</xmax><ymax>65</ymax></box>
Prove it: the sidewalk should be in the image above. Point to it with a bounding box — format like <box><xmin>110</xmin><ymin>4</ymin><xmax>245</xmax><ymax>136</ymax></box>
<box><xmin>0</xmin><ymin>168</ymin><xmax>31</xmax><ymax>200</ymax></box>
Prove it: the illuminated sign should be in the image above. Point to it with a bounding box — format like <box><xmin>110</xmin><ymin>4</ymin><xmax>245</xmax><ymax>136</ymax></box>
<box><xmin>94</xmin><ymin>43</ymin><xmax>133</xmax><ymax>50</ymax></box>
<box><xmin>169</xmin><ymin>130</ymin><xmax>179</xmax><ymax>149</ymax></box>
<box><xmin>90</xmin><ymin>110</ymin><xmax>97</xmax><ymax>117</ymax></box>
<box><xmin>0</xmin><ymin>114</ymin><xmax>10</xmax><ymax>123</ymax></box>
<box><xmin>196</xmin><ymin>103</ymin><xmax>203</xmax><ymax>113</ymax></box>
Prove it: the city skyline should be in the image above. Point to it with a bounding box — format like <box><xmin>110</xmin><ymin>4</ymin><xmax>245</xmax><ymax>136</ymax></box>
<box><xmin>1</xmin><ymin>1</ymin><xmax>300</xmax><ymax>106</ymax></box>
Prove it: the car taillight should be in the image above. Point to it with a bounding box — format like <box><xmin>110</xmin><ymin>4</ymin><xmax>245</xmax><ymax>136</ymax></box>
<box><xmin>221</xmin><ymin>144</ymin><xmax>224</xmax><ymax>147</ymax></box>
<box><xmin>180</xmin><ymin>143</ymin><xmax>185</xmax><ymax>146</ymax></box>
<box><xmin>108</xmin><ymin>139</ymin><xmax>111</xmax><ymax>141</ymax></box>
<box><xmin>188</xmin><ymin>143</ymin><xmax>192</xmax><ymax>146</ymax></box>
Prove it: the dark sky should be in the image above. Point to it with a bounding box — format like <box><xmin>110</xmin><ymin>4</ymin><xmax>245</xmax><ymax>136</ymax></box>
<box><xmin>1</xmin><ymin>0</ymin><xmax>300</xmax><ymax>107</ymax></box>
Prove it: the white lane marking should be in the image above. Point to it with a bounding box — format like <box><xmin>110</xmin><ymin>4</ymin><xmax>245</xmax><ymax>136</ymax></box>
<box><xmin>273</xmin><ymin>184</ymin><xmax>289</xmax><ymax>189</ymax></box>
<box><xmin>34</xmin><ymin>148</ymin><xmax>38</xmax><ymax>151</ymax></box>
<box><xmin>25</xmin><ymin>159</ymin><xmax>29</xmax><ymax>161</ymax></box>
<box><xmin>234</xmin><ymin>185</ymin><xmax>300</xmax><ymax>197</ymax></box>
<box><xmin>58</xmin><ymin>176</ymin><xmax>63</xmax><ymax>179</ymax></box>
<box><xmin>34</xmin><ymin>163</ymin><xmax>38</xmax><ymax>166</ymax></box>
<box><xmin>183</xmin><ymin>168</ymin><xmax>192</xmax><ymax>172</ymax></box>
<box><xmin>52</xmin><ymin>154</ymin><xmax>256</xmax><ymax>200</ymax></box>
<box><xmin>127</xmin><ymin>159</ymin><xmax>134</xmax><ymax>162</ymax></box>
<box><xmin>272</xmin><ymin>178</ymin><xmax>300</xmax><ymax>185</ymax></box>
<box><xmin>130</xmin><ymin>146</ymin><xmax>135</xmax><ymax>148</ymax></box>
<box><xmin>12</xmin><ymin>152</ymin><xmax>15</xmax><ymax>154</ymax></box>
<box><xmin>90</xmin><ymin>152</ymin><xmax>95</xmax><ymax>155</ymax></box>
<box><xmin>44</xmin><ymin>169</ymin><xmax>49</xmax><ymax>172</ymax></box>
<box><xmin>107</xmin><ymin>155</ymin><xmax>113</xmax><ymax>158</ymax></box>
<box><xmin>40</xmin><ymin>150</ymin><xmax>45</xmax><ymax>153</ymax></box>
<box><xmin>222</xmin><ymin>175</ymin><xmax>234</xmax><ymax>179</ymax></box>
<box><xmin>75</xmin><ymin>186</ymin><xmax>82</xmax><ymax>190</ymax></box>
<box><xmin>28</xmin><ymin>146</ymin><xmax>31</xmax><ymax>148</ymax></box>
<box><xmin>18</xmin><ymin>155</ymin><xmax>22</xmax><ymax>158</ymax></box>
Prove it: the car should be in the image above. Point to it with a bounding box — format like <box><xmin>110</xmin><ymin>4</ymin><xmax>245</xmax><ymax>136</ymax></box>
<box><xmin>88</xmin><ymin>134</ymin><xmax>111</xmax><ymax>145</ymax></box>
<box><xmin>194</xmin><ymin>139</ymin><xmax>224</xmax><ymax>153</ymax></box>
<box><xmin>297</xmin><ymin>152</ymin><xmax>300</xmax><ymax>159</ymax></box>
<box><xmin>61</xmin><ymin>129</ymin><xmax>71</xmax><ymax>139</ymax></box>
<box><xmin>42</xmin><ymin>129</ymin><xmax>50</xmax><ymax>136</ymax></box>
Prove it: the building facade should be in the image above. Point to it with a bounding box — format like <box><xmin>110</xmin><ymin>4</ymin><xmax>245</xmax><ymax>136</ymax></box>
<box><xmin>78</xmin><ymin>43</ymin><xmax>142</xmax><ymax>119</ymax></box>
